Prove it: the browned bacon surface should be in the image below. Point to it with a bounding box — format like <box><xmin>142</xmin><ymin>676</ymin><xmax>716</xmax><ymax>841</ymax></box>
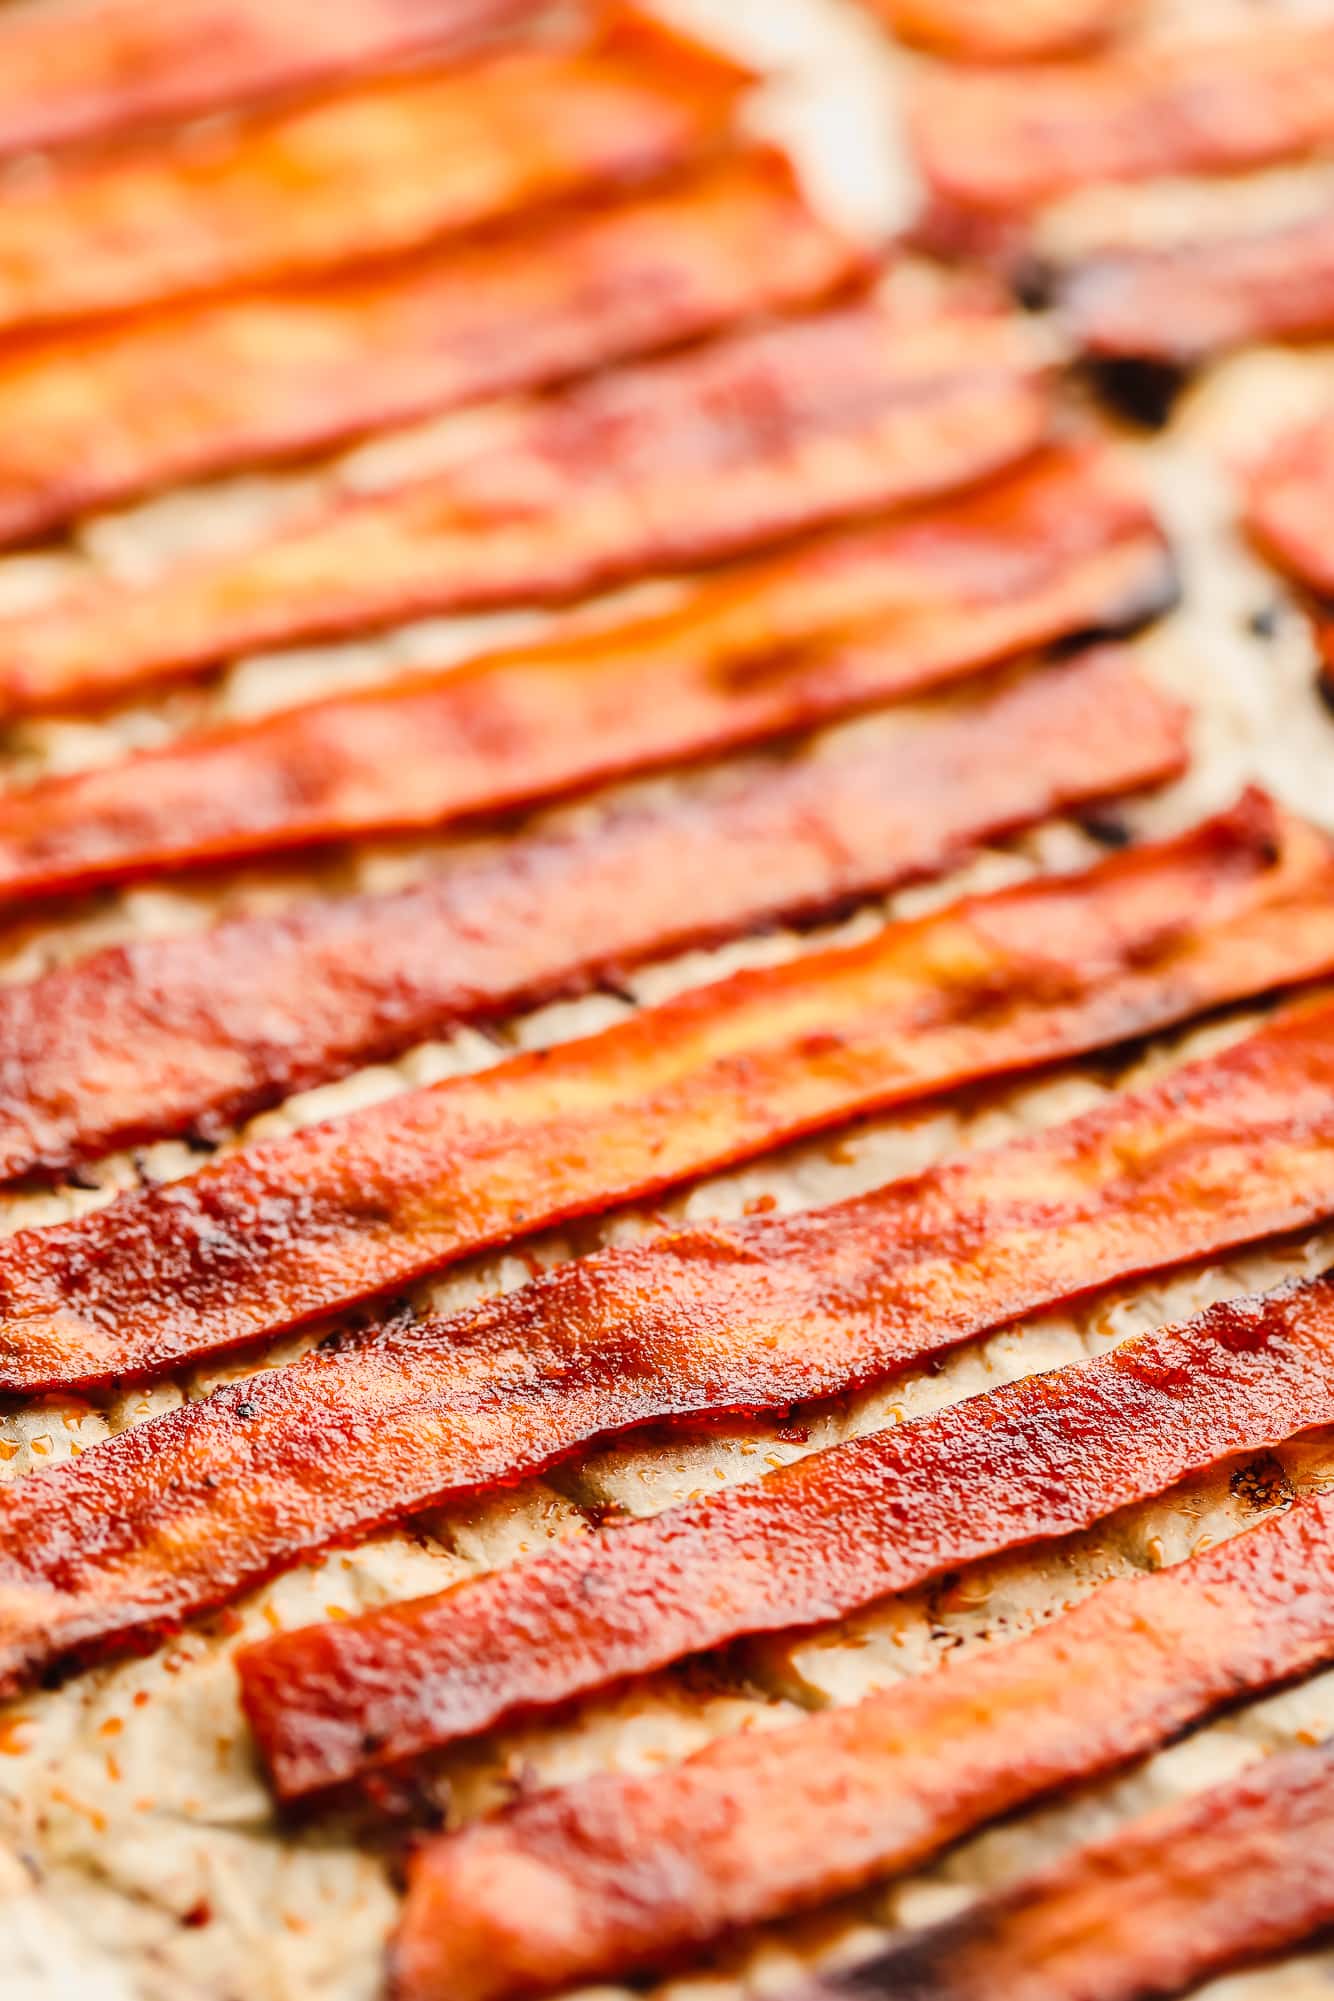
<box><xmin>868</xmin><ymin>0</ymin><xmax>1121</xmax><ymax>62</ymax></box>
<box><xmin>0</xmin><ymin>650</ymin><xmax>1187</xmax><ymax>1182</ymax></box>
<box><xmin>0</xmin><ymin>153</ymin><xmax>862</xmax><ymax>549</ymax></box>
<box><xmin>0</xmin><ymin>448</ymin><xmax>1174</xmax><ymax>898</ymax></box>
<box><xmin>391</xmin><ymin>1354</ymin><xmax>1334</xmax><ymax>2001</ymax></box>
<box><xmin>236</xmin><ymin>1085</ymin><xmax>1334</xmax><ymax>1799</ymax></box>
<box><xmin>0</xmin><ymin>795</ymin><xmax>1324</xmax><ymax>1396</ymax></box>
<box><xmin>0</xmin><ymin>11</ymin><xmax>748</xmax><ymax>334</ymax></box>
<box><xmin>792</xmin><ymin>1741</ymin><xmax>1334</xmax><ymax>2001</ymax></box>
<box><xmin>2</xmin><ymin>817</ymin><xmax>1334</xmax><ymax>1687</ymax></box>
<box><xmin>0</xmin><ymin>0</ymin><xmax>549</xmax><ymax>163</ymax></box>
<box><xmin>1245</xmin><ymin>416</ymin><xmax>1334</xmax><ymax>599</ymax></box>
<box><xmin>0</xmin><ymin>304</ymin><xmax>1050</xmax><ymax>715</ymax></box>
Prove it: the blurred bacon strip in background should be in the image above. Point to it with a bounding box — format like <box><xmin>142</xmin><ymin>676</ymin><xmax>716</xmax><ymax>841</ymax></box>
<box><xmin>867</xmin><ymin>0</ymin><xmax>1124</xmax><ymax>63</ymax></box>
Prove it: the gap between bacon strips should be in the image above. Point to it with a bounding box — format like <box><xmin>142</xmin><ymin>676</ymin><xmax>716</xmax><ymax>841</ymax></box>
<box><xmin>4</xmin><ymin>802</ymin><xmax>1334</xmax><ymax>1690</ymax></box>
<box><xmin>0</xmin><ymin>444</ymin><xmax>1174</xmax><ymax>891</ymax></box>
<box><xmin>390</xmin><ymin>1289</ymin><xmax>1334</xmax><ymax>2001</ymax></box>
<box><xmin>234</xmin><ymin>996</ymin><xmax>1334</xmax><ymax>1798</ymax></box>
<box><xmin>0</xmin><ymin>300</ymin><xmax>1053</xmax><ymax>717</ymax></box>
<box><xmin>0</xmin><ymin>648</ymin><xmax>1186</xmax><ymax>1183</ymax></box>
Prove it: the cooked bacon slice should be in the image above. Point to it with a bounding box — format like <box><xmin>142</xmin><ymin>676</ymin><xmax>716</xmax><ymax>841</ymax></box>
<box><xmin>910</xmin><ymin>23</ymin><xmax>1334</xmax><ymax>224</ymax></box>
<box><xmin>0</xmin><ymin>304</ymin><xmax>1050</xmax><ymax>717</ymax></box>
<box><xmin>1244</xmin><ymin>416</ymin><xmax>1334</xmax><ymax>600</ymax></box>
<box><xmin>0</xmin><ymin>154</ymin><xmax>863</xmax><ymax>550</ymax></box>
<box><xmin>0</xmin><ymin>0</ymin><xmax>549</xmax><ymax>164</ymax></box>
<box><xmin>391</xmin><ymin>1334</ymin><xmax>1334</xmax><ymax>2001</ymax></box>
<box><xmin>3</xmin><ymin>809</ymin><xmax>1334</xmax><ymax>1689</ymax></box>
<box><xmin>867</xmin><ymin>0</ymin><xmax>1120</xmax><ymax>63</ymax></box>
<box><xmin>235</xmin><ymin>1048</ymin><xmax>1334</xmax><ymax>1796</ymax></box>
<box><xmin>0</xmin><ymin>650</ymin><xmax>1187</xmax><ymax>1182</ymax></box>
<box><xmin>0</xmin><ymin>11</ymin><xmax>748</xmax><ymax>335</ymax></box>
<box><xmin>790</xmin><ymin>1741</ymin><xmax>1334</xmax><ymax>2001</ymax></box>
<box><xmin>0</xmin><ymin>448</ymin><xmax>1174</xmax><ymax>899</ymax></box>
<box><xmin>0</xmin><ymin>793</ymin><xmax>1325</xmax><ymax>1396</ymax></box>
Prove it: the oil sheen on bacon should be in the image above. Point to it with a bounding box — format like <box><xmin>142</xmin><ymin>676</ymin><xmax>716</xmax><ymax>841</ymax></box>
<box><xmin>4</xmin><ymin>813</ymin><xmax>1334</xmax><ymax>1691</ymax></box>
<box><xmin>390</xmin><ymin>1342</ymin><xmax>1334</xmax><ymax>2001</ymax></box>
<box><xmin>0</xmin><ymin>793</ymin><xmax>1325</xmax><ymax>1394</ymax></box>
<box><xmin>0</xmin><ymin>447</ymin><xmax>1175</xmax><ymax>896</ymax></box>
<box><xmin>0</xmin><ymin>10</ymin><xmax>749</xmax><ymax>334</ymax></box>
<box><xmin>0</xmin><ymin>303</ymin><xmax>1052</xmax><ymax>716</ymax></box>
<box><xmin>234</xmin><ymin>1034</ymin><xmax>1334</xmax><ymax>1797</ymax></box>
<box><xmin>0</xmin><ymin>649</ymin><xmax>1187</xmax><ymax>1182</ymax></box>
<box><xmin>0</xmin><ymin>153</ymin><xmax>864</xmax><ymax>549</ymax></box>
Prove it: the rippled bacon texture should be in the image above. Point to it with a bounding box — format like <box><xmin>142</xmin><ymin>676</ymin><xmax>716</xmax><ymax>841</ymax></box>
<box><xmin>0</xmin><ymin>10</ymin><xmax>747</xmax><ymax>334</ymax></box>
<box><xmin>2</xmin><ymin>818</ymin><xmax>1334</xmax><ymax>1687</ymax></box>
<box><xmin>0</xmin><ymin>447</ymin><xmax>1172</xmax><ymax>895</ymax></box>
<box><xmin>0</xmin><ymin>154</ymin><xmax>862</xmax><ymax>549</ymax></box>
<box><xmin>235</xmin><ymin>1031</ymin><xmax>1334</xmax><ymax>1795</ymax></box>
<box><xmin>0</xmin><ymin>794</ymin><xmax>1324</xmax><ymax>1393</ymax></box>
<box><xmin>392</xmin><ymin>1331</ymin><xmax>1334</xmax><ymax>2001</ymax></box>
<box><xmin>0</xmin><ymin>649</ymin><xmax>1186</xmax><ymax>1182</ymax></box>
<box><xmin>868</xmin><ymin>0</ymin><xmax>1120</xmax><ymax>62</ymax></box>
<box><xmin>0</xmin><ymin>303</ymin><xmax>1050</xmax><ymax>715</ymax></box>
<box><xmin>795</xmin><ymin>1742</ymin><xmax>1334</xmax><ymax>2001</ymax></box>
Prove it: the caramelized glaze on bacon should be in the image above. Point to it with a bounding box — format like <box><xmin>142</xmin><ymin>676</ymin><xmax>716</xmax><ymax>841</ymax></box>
<box><xmin>0</xmin><ymin>11</ymin><xmax>748</xmax><ymax>334</ymax></box>
<box><xmin>0</xmin><ymin>154</ymin><xmax>862</xmax><ymax>549</ymax></box>
<box><xmin>235</xmin><ymin>1037</ymin><xmax>1334</xmax><ymax>1795</ymax></box>
<box><xmin>792</xmin><ymin>1741</ymin><xmax>1334</xmax><ymax>2001</ymax></box>
<box><xmin>0</xmin><ymin>304</ymin><xmax>1051</xmax><ymax>716</ymax></box>
<box><xmin>0</xmin><ymin>795</ymin><xmax>1323</xmax><ymax>1395</ymax></box>
<box><xmin>0</xmin><ymin>650</ymin><xmax>1187</xmax><ymax>1182</ymax></box>
<box><xmin>0</xmin><ymin>448</ymin><xmax>1173</xmax><ymax>898</ymax></box>
<box><xmin>869</xmin><ymin>0</ymin><xmax>1119</xmax><ymax>62</ymax></box>
<box><xmin>2</xmin><ymin>814</ymin><xmax>1334</xmax><ymax>1688</ymax></box>
<box><xmin>391</xmin><ymin>1333</ymin><xmax>1334</xmax><ymax>2001</ymax></box>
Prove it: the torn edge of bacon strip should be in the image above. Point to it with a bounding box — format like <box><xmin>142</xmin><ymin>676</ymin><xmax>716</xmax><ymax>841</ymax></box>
<box><xmin>788</xmin><ymin>1738</ymin><xmax>1334</xmax><ymax>2001</ymax></box>
<box><xmin>0</xmin><ymin>789</ymin><xmax>1326</xmax><ymax>1395</ymax></box>
<box><xmin>4</xmin><ymin>801</ymin><xmax>1334</xmax><ymax>1691</ymax></box>
<box><xmin>389</xmin><ymin>1286</ymin><xmax>1334</xmax><ymax>2001</ymax></box>
<box><xmin>867</xmin><ymin>0</ymin><xmax>1120</xmax><ymax>63</ymax></box>
<box><xmin>0</xmin><ymin>647</ymin><xmax>1187</xmax><ymax>1183</ymax></box>
<box><xmin>0</xmin><ymin>9</ymin><xmax>751</xmax><ymax>335</ymax></box>
<box><xmin>235</xmin><ymin>998</ymin><xmax>1334</xmax><ymax>1798</ymax></box>
<box><xmin>0</xmin><ymin>444</ymin><xmax>1175</xmax><ymax>895</ymax></box>
<box><xmin>0</xmin><ymin>151</ymin><xmax>866</xmax><ymax>551</ymax></box>
<box><xmin>0</xmin><ymin>301</ymin><xmax>1053</xmax><ymax>717</ymax></box>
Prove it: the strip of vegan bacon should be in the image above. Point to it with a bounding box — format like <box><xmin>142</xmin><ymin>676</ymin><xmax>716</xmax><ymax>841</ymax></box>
<box><xmin>791</xmin><ymin>1740</ymin><xmax>1334</xmax><ymax>2001</ymax></box>
<box><xmin>0</xmin><ymin>650</ymin><xmax>1187</xmax><ymax>1182</ymax></box>
<box><xmin>391</xmin><ymin>1349</ymin><xmax>1334</xmax><ymax>2001</ymax></box>
<box><xmin>4</xmin><ymin>808</ymin><xmax>1334</xmax><ymax>1690</ymax></box>
<box><xmin>0</xmin><ymin>449</ymin><xmax>1174</xmax><ymax>898</ymax></box>
<box><xmin>0</xmin><ymin>303</ymin><xmax>1051</xmax><ymax>715</ymax></box>
<box><xmin>0</xmin><ymin>791</ymin><xmax>1325</xmax><ymax>1396</ymax></box>
<box><xmin>236</xmin><ymin>1051</ymin><xmax>1334</xmax><ymax>1797</ymax></box>
<box><xmin>0</xmin><ymin>154</ymin><xmax>863</xmax><ymax>549</ymax></box>
<box><xmin>0</xmin><ymin>11</ymin><xmax>749</xmax><ymax>335</ymax></box>
<box><xmin>867</xmin><ymin>0</ymin><xmax>1121</xmax><ymax>63</ymax></box>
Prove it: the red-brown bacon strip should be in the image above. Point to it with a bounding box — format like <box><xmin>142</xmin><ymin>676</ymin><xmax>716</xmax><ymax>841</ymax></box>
<box><xmin>0</xmin><ymin>302</ymin><xmax>1050</xmax><ymax>716</ymax></box>
<box><xmin>867</xmin><ymin>0</ymin><xmax>1121</xmax><ymax>63</ymax></box>
<box><xmin>235</xmin><ymin>1025</ymin><xmax>1334</xmax><ymax>1797</ymax></box>
<box><xmin>0</xmin><ymin>792</ymin><xmax>1325</xmax><ymax>1396</ymax></box>
<box><xmin>1245</xmin><ymin>415</ymin><xmax>1334</xmax><ymax>600</ymax></box>
<box><xmin>0</xmin><ymin>649</ymin><xmax>1187</xmax><ymax>1182</ymax></box>
<box><xmin>0</xmin><ymin>447</ymin><xmax>1174</xmax><ymax>898</ymax></box>
<box><xmin>0</xmin><ymin>153</ymin><xmax>863</xmax><ymax>550</ymax></box>
<box><xmin>3</xmin><ymin>809</ymin><xmax>1334</xmax><ymax>1691</ymax></box>
<box><xmin>0</xmin><ymin>0</ymin><xmax>550</xmax><ymax>164</ymax></box>
<box><xmin>390</xmin><ymin>1327</ymin><xmax>1334</xmax><ymax>2001</ymax></box>
<box><xmin>0</xmin><ymin>11</ymin><xmax>749</xmax><ymax>335</ymax></box>
<box><xmin>791</xmin><ymin>1741</ymin><xmax>1334</xmax><ymax>2001</ymax></box>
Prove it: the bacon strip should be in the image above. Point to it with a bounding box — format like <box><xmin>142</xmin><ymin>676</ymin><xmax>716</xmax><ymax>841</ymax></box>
<box><xmin>0</xmin><ymin>304</ymin><xmax>1050</xmax><ymax>716</ymax></box>
<box><xmin>1244</xmin><ymin>416</ymin><xmax>1334</xmax><ymax>599</ymax></box>
<box><xmin>0</xmin><ymin>792</ymin><xmax>1324</xmax><ymax>1396</ymax></box>
<box><xmin>867</xmin><ymin>0</ymin><xmax>1121</xmax><ymax>63</ymax></box>
<box><xmin>0</xmin><ymin>0</ymin><xmax>550</xmax><ymax>164</ymax></box>
<box><xmin>0</xmin><ymin>448</ymin><xmax>1174</xmax><ymax>899</ymax></box>
<box><xmin>3</xmin><ymin>807</ymin><xmax>1334</xmax><ymax>1688</ymax></box>
<box><xmin>0</xmin><ymin>154</ymin><xmax>863</xmax><ymax>550</ymax></box>
<box><xmin>791</xmin><ymin>1741</ymin><xmax>1334</xmax><ymax>2001</ymax></box>
<box><xmin>391</xmin><ymin>1313</ymin><xmax>1334</xmax><ymax>2001</ymax></box>
<box><xmin>0</xmin><ymin>11</ymin><xmax>749</xmax><ymax>335</ymax></box>
<box><xmin>0</xmin><ymin>650</ymin><xmax>1187</xmax><ymax>1182</ymax></box>
<box><xmin>236</xmin><ymin>1033</ymin><xmax>1334</xmax><ymax>1797</ymax></box>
